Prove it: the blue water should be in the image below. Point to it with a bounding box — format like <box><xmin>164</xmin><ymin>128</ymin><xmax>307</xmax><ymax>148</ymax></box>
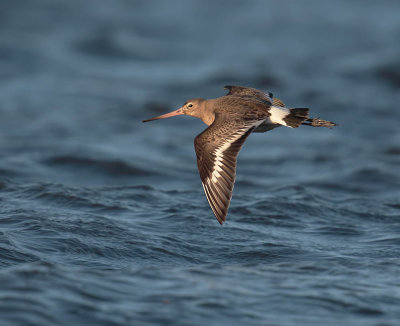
<box><xmin>1</xmin><ymin>1</ymin><xmax>400</xmax><ymax>325</ymax></box>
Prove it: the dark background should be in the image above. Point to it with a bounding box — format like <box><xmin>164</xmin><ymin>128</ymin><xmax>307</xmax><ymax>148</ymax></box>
<box><xmin>1</xmin><ymin>1</ymin><xmax>400</xmax><ymax>325</ymax></box>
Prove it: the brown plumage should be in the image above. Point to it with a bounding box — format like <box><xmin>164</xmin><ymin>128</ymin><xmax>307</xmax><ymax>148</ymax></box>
<box><xmin>143</xmin><ymin>85</ymin><xmax>336</xmax><ymax>224</ymax></box>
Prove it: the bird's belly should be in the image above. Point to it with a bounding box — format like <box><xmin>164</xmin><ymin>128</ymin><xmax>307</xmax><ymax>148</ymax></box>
<box><xmin>253</xmin><ymin>120</ymin><xmax>281</xmax><ymax>133</ymax></box>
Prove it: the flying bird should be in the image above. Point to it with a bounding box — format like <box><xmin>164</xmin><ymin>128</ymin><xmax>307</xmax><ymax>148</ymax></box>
<box><xmin>143</xmin><ymin>86</ymin><xmax>336</xmax><ymax>224</ymax></box>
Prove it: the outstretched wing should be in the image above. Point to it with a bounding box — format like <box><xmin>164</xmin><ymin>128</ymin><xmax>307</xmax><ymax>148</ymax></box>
<box><xmin>194</xmin><ymin>113</ymin><xmax>262</xmax><ymax>224</ymax></box>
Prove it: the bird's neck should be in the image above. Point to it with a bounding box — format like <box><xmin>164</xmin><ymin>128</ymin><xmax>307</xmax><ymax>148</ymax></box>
<box><xmin>199</xmin><ymin>99</ymin><xmax>216</xmax><ymax>126</ymax></box>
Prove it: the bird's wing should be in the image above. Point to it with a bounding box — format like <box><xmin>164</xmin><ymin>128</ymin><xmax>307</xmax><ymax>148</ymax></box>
<box><xmin>272</xmin><ymin>98</ymin><xmax>285</xmax><ymax>107</ymax></box>
<box><xmin>194</xmin><ymin>113</ymin><xmax>263</xmax><ymax>224</ymax></box>
<box><xmin>224</xmin><ymin>85</ymin><xmax>286</xmax><ymax>108</ymax></box>
<box><xmin>224</xmin><ymin>85</ymin><xmax>272</xmax><ymax>103</ymax></box>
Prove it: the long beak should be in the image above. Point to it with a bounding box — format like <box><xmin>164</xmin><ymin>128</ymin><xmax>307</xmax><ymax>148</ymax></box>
<box><xmin>142</xmin><ymin>108</ymin><xmax>184</xmax><ymax>123</ymax></box>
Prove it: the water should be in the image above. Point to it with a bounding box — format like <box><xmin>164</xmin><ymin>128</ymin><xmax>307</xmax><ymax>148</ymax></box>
<box><xmin>1</xmin><ymin>1</ymin><xmax>400</xmax><ymax>325</ymax></box>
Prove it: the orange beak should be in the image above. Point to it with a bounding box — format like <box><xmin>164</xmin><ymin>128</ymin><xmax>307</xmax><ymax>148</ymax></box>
<box><xmin>142</xmin><ymin>108</ymin><xmax>184</xmax><ymax>122</ymax></box>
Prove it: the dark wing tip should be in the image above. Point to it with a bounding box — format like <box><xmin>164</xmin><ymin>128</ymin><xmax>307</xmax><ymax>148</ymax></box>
<box><xmin>224</xmin><ymin>85</ymin><xmax>234</xmax><ymax>95</ymax></box>
<box><xmin>210</xmin><ymin>203</ymin><xmax>226</xmax><ymax>225</ymax></box>
<box><xmin>217</xmin><ymin>215</ymin><xmax>225</xmax><ymax>225</ymax></box>
<box><xmin>201</xmin><ymin>179</ymin><xmax>229</xmax><ymax>223</ymax></box>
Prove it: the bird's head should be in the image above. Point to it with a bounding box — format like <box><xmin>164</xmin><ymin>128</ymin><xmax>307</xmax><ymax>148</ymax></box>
<box><xmin>142</xmin><ymin>98</ymin><xmax>205</xmax><ymax>122</ymax></box>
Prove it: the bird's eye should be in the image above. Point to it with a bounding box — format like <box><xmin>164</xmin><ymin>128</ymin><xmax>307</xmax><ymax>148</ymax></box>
<box><xmin>188</xmin><ymin>104</ymin><xmax>193</xmax><ymax>108</ymax></box>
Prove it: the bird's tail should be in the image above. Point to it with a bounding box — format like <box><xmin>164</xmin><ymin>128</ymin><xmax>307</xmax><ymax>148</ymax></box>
<box><xmin>284</xmin><ymin>108</ymin><xmax>337</xmax><ymax>128</ymax></box>
<box><xmin>284</xmin><ymin>108</ymin><xmax>310</xmax><ymax>128</ymax></box>
<box><xmin>301</xmin><ymin>117</ymin><xmax>337</xmax><ymax>128</ymax></box>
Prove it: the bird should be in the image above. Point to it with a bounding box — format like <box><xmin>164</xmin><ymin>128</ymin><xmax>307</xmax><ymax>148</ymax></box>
<box><xmin>143</xmin><ymin>85</ymin><xmax>336</xmax><ymax>224</ymax></box>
